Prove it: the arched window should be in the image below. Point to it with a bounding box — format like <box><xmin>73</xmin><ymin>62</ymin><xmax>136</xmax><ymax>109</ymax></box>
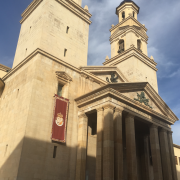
<box><xmin>118</xmin><ymin>40</ymin><xmax>124</xmax><ymax>54</ymax></box>
<box><xmin>137</xmin><ymin>40</ymin><xmax>142</xmax><ymax>51</ymax></box>
<box><xmin>133</xmin><ymin>11</ymin><xmax>135</xmax><ymax>18</ymax></box>
<box><xmin>122</xmin><ymin>12</ymin><xmax>125</xmax><ymax>19</ymax></box>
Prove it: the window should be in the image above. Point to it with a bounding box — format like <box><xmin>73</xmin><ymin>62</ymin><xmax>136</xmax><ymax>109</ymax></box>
<box><xmin>53</xmin><ymin>146</ymin><xmax>57</xmax><ymax>158</ymax></box>
<box><xmin>175</xmin><ymin>156</ymin><xmax>178</xmax><ymax>165</ymax></box>
<box><xmin>137</xmin><ymin>40</ymin><xmax>142</xmax><ymax>51</ymax></box>
<box><xmin>179</xmin><ymin>157</ymin><xmax>180</xmax><ymax>166</ymax></box>
<box><xmin>57</xmin><ymin>83</ymin><xmax>63</xmax><ymax>97</ymax></box>
<box><xmin>66</xmin><ymin>26</ymin><xmax>69</xmax><ymax>34</ymax></box>
<box><xmin>118</xmin><ymin>39</ymin><xmax>124</xmax><ymax>54</ymax></box>
<box><xmin>122</xmin><ymin>12</ymin><xmax>125</xmax><ymax>19</ymax></box>
<box><xmin>133</xmin><ymin>12</ymin><xmax>135</xmax><ymax>18</ymax></box>
<box><xmin>64</xmin><ymin>49</ymin><xmax>67</xmax><ymax>57</ymax></box>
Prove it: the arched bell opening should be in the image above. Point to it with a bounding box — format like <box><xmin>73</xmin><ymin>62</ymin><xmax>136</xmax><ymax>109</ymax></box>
<box><xmin>137</xmin><ymin>39</ymin><xmax>142</xmax><ymax>52</ymax></box>
<box><xmin>118</xmin><ymin>39</ymin><xmax>125</xmax><ymax>54</ymax></box>
<box><xmin>122</xmin><ymin>11</ymin><xmax>125</xmax><ymax>20</ymax></box>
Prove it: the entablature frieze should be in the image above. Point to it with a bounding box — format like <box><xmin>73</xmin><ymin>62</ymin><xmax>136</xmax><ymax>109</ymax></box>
<box><xmin>77</xmin><ymin>96</ymin><xmax>171</xmax><ymax>131</ymax></box>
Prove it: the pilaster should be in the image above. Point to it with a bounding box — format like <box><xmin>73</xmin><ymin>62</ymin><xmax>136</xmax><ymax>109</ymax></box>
<box><xmin>75</xmin><ymin>113</ymin><xmax>88</xmax><ymax>180</ymax></box>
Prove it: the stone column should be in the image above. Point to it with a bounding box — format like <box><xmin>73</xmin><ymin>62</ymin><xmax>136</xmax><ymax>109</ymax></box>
<box><xmin>114</xmin><ymin>107</ymin><xmax>123</xmax><ymax>180</ymax></box>
<box><xmin>149</xmin><ymin>124</ymin><xmax>163</xmax><ymax>180</ymax></box>
<box><xmin>159</xmin><ymin>128</ymin><xmax>173</xmax><ymax>180</ymax></box>
<box><xmin>168</xmin><ymin>131</ymin><xmax>178</xmax><ymax>180</ymax></box>
<box><xmin>75</xmin><ymin>113</ymin><xmax>88</xmax><ymax>180</ymax></box>
<box><xmin>143</xmin><ymin>136</ymin><xmax>151</xmax><ymax>180</ymax></box>
<box><xmin>125</xmin><ymin>113</ymin><xmax>138</xmax><ymax>180</ymax></box>
<box><xmin>103</xmin><ymin>103</ymin><xmax>114</xmax><ymax>180</ymax></box>
<box><xmin>96</xmin><ymin>107</ymin><xmax>104</xmax><ymax>180</ymax></box>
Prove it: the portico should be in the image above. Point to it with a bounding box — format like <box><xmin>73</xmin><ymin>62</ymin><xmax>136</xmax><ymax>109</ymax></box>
<box><xmin>75</xmin><ymin>83</ymin><xmax>178</xmax><ymax>180</ymax></box>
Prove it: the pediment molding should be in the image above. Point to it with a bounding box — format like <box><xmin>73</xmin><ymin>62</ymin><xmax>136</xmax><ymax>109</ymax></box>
<box><xmin>110</xmin><ymin>26</ymin><xmax>148</xmax><ymax>43</ymax></box>
<box><xmin>56</xmin><ymin>71</ymin><xmax>73</xmax><ymax>84</ymax></box>
<box><xmin>75</xmin><ymin>82</ymin><xmax>178</xmax><ymax>124</ymax></box>
<box><xmin>103</xmin><ymin>46</ymin><xmax>157</xmax><ymax>68</ymax></box>
<box><xmin>110</xmin><ymin>16</ymin><xmax>147</xmax><ymax>33</ymax></box>
<box><xmin>80</xmin><ymin>66</ymin><xmax>129</xmax><ymax>82</ymax></box>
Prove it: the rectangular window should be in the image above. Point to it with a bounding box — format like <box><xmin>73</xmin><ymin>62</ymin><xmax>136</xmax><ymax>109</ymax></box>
<box><xmin>64</xmin><ymin>49</ymin><xmax>67</xmax><ymax>57</ymax></box>
<box><xmin>66</xmin><ymin>26</ymin><xmax>69</xmax><ymax>34</ymax></box>
<box><xmin>175</xmin><ymin>156</ymin><xmax>178</xmax><ymax>165</ymax></box>
<box><xmin>53</xmin><ymin>146</ymin><xmax>57</xmax><ymax>158</ymax></box>
<box><xmin>57</xmin><ymin>83</ymin><xmax>63</xmax><ymax>97</ymax></box>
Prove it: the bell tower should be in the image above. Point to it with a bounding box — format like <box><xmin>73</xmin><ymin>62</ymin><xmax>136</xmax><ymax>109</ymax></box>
<box><xmin>104</xmin><ymin>0</ymin><xmax>158</xmax><ymax>92</ymax></box>
<box><xmin>12</xmin><ymin>0</ymin><xmax>91</xmax><ymax>68</ymax></box>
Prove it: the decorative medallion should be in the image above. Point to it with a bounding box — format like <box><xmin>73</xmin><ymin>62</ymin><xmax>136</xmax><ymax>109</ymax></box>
<box><xmin>106</xmin><ymin>72</ymin><xmax>118</xmax><ymax>83</ymax></box>
<box><xmin>55</xmin><ymin>113</ymin><xmax>64</xmax><ymax>126</ymax></box>
<box><xmin>134</xmin><ymin>92</ymin><xmax>152</xmax><ymax>109</ymax></box>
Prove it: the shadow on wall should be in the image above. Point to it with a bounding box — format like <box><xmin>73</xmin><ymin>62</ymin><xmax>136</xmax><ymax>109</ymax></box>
<box><xmin>0</xmin><ymin>137</ymin><xmax>85</xmax><ymax>180</ymax></box>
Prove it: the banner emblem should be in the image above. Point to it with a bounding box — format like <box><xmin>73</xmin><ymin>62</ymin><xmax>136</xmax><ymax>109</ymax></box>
<box><xmin>56</xmin><ymin>113</ymin><xmax>64</xmax><ymax>126</ymax></box>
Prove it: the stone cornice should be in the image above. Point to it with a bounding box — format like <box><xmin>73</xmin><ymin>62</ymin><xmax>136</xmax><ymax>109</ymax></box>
<box><xmin>174</xmin><ymin>144</ymin><xmax>180</xmax><ymax>149</ymax></box>
<box><xmin>20</xmin><ymin>0</ymin><xmax>43</xmax><ymax>24</ymax></box>
<box><xmin>0</xmin><ymin>64</ymin><xmax>11</xmax><ymax>72</ymax></box>
<box><xmin>103</xmin><ymin>47</ymin><xmax>157</xmax><ymax>71</ymax></box>
<box><xmin>75</xmin><ymin>83</ymin><xmax>178</xmax><ymax>124</ymax></box>
<box><xmin>2</xmin><ymin>48</ymin><xmax>107</xmax><ymax>87</ymax></box>
<box><xmin>55</xmin><ymin>0</ymin><xmax>92</xmax><ymax>25</ymax></box>
<box><xmin>80</xmin><ymin>66</ymin><xmax>129</xmax><ymax>82</ymax></box>
<box><xmin>20</xmin><ymin>0</ymin><xmax>92</xmax><ymax>25</ymax></box>
<box><xmin>110</xmin><ymin>26</ymin><xmax>148</xmax><ymax>42</ymax></box>
<box><xmin>110</xmin><ymin>16</ymin><xmax>147</xmax><ymax>32</ymax></box>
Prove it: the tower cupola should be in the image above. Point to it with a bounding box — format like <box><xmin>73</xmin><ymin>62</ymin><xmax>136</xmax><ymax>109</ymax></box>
<box><xmin>116</xmin><ymin>0</ymin><xmax>140</xmax><ymax>22</ymax></box>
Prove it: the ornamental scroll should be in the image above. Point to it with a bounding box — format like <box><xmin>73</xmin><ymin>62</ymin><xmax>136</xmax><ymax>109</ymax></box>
<box><xmin>51</xmin><ymin>95</ymin><xmax>69</xmax><ymax>143</ymax></box>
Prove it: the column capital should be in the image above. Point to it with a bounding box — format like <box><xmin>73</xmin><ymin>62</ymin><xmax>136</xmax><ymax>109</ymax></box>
<box><xmin>160</xmin><ymin>128</ymin><xmax>167</xmax><ymax>133</ymax></box>
<box><xmin>167</xmin><ymin>131</ymin><xmax>173</xmax><ymax>135</ymax></box>
<box><xmin>115</xmin><ymin>106</ymin><xmax>124</xmax><ymax>113</ymax></box>
<box><xmin>96</xmin><ymin>106</ymin><xmax>103</xmax><ymax>112</ymax></box>
<box><xmin>151</xmin><ymin>124</ymin><xmax>159</xmax><ymax>129</ymax></box>
<box><xmin>78</xmin><ymin>112</ymin><xmax>87</xmax><ymax>119</ymax></box>
<box><xmin>126</xmin><ymin>112</ymin><xmax>135</xmax><ymax>119</ymax></box>
<box><xmin>103</xmin><ymin>103</ymin><xmax>115</xmax><ymax>110</ymax></box>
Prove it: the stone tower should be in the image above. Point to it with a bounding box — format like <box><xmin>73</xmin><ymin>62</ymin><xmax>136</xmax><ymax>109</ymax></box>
<box><xmin>13</xmin><ymin>0</ymin><xmax>91</xmax><ymax>68</ymax></box>
<box><xmin>104</xmin><ymin>0</ymin><xmax>158</xmax><ymax>92</ymax></box>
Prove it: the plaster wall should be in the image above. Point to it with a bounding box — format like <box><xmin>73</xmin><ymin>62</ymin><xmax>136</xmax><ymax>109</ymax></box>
<box><xmin>0</xmin><ymin>70</ymin><xmax>7</xmax><ymax>78</ymax></box>
<box><xmin>116</xmin><ymin>56</ymin><xmax>158</xmax><ymax>92</ymax></box>
<box><xmin>0</xmin><ymin>53</ymin><xmax>101</xmax><ymax>180</ymax></box>
<box><xmin>0</xmin><ymin>56</ymin><xmax>38</xmax><ymax>180</ymax></box>
<box><xmin>174</xmin><ymin>146</ymin><xmax>180</xmax><ymax>180</ymax></box>
<box><xmin>13</xmin><ymin>0</ymin><xmax>90</xmax><ymax>68</ymax></box>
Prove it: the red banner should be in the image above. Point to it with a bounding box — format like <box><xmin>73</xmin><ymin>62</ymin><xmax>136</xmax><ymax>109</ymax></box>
<box><xmin>51</xmin><ymin>95</ymin><xmax>69</xmax><ymax>143</ymax></box>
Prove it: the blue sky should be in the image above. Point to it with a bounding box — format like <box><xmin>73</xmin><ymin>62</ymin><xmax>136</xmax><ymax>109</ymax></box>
<box><xmin>0</xmin><ymin>0</ymin><xmax>180</xmax><ymax>143</ymax></box>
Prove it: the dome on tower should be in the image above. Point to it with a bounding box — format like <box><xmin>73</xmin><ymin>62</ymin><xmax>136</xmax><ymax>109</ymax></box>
<box><xmin>116</xmin><ymin>0</ymin><xmax>140</xmax><ymax>14</ymax></box>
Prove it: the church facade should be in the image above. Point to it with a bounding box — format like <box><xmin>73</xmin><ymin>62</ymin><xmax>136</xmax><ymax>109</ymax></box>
<box><xmin>0</xmin><ymin>0</ymin><xmax>179</xmax><ymax>180</ymax></box>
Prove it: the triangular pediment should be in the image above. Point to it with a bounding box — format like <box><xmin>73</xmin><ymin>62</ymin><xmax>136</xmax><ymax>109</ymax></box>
<box><xmin>107</xmin><ymin>82</ymin><xmax>178</xmax><ymax>122</ymax></box>
<box><xmin>75</xmin><ymin>82</ymin><xmax>178</xmax><ymax>124</ymax></box>
<box><xmin>80</xmin><ymin>66</ymin><xmax>129</xmax><ymax>83</ymax></box>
